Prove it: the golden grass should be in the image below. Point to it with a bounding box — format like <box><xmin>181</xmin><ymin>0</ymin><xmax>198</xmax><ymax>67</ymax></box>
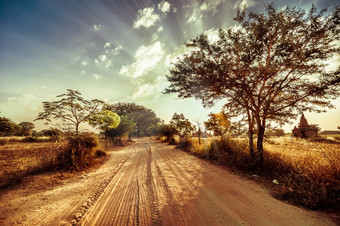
<box><xmin>181</xmin><ymin>136</ymin><xmax>340</xmax><ymax>210</ymax></box>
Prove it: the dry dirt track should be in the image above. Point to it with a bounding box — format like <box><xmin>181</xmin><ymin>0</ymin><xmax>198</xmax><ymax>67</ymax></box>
<box><xmin>0</xmin><ymin>138</ymin><xmax>336</xmax><ymax>225</ymax></box>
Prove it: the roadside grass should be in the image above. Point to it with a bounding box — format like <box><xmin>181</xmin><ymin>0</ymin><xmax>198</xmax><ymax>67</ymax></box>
<box><xmin>177</xmin><ymin>136</ymin><xmax>340</xmax><ymax>211</ymax></box>
<box><xmin>0</xmin><ymin>133</ymin><xmax>107</xmax><ymax>189</ymax></box>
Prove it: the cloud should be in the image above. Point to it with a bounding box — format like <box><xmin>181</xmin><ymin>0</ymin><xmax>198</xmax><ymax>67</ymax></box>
<box><xmin>158</xmin><ymin>1</ymin><xmax>171</xmax><ymax>13</ymax></box>
<box><xmin>186</xmin><ymin>0</ymin><xmax>224</xmax><ymax>24</ymax></box>
<box><xmin>120</xmin><ymin>41</ymin><xmax>164</xmax><ymax>79</ymax></box>
<box><xmin>133</xmin><ymin>7</ymin><xmax>160</xmax><ymax>29</ymax></box>
<box><xmin>41</xmin><ymin>85</ymin><xmax>48</xmax><ymax>90</ymax></box>
<box><xmin>93</xmin><ymin>24</ymin><xmax>104</xmax><ymax>31</ymax></box>
<box><xmin>105</xmin><ymin>45</ymin><xmax>123</xmax><ymax>56</ymax></box>
<box><xmin>132</xmin><ymin>76</ymin><xmax>168</xmax><ymax>99</ymax></box>
<box><xmin>99</xmin><ymin>54</ymin><xmax>107</xmax><ymax>62</ymax></box>
<box><xmin>104</xmin><ymin>42</ymin><xmax>111</xmax><ymax>48</ymax></box>
<box><xmin>81</xmin><ymin>60</ymin><xmax>88</xmax><ymax>66</ymax></box>
<box><xmin>233</xmin><ymin>0</ymin><xmax>255</xmax><ymax>10</ymax></box>
<box><xmin>81</xmin><ymin>70</ymin><xmax>86</xmax><ymax>75</ymax></box>
<box><xmin>93</xmin><ymin>74</ymin><xmax>103</xmax><ymax>80</ymax></box>
<box><xmin>205</xmin><ymin>28</ymin><xmax>219</xmax><ymax>43</ymax></box>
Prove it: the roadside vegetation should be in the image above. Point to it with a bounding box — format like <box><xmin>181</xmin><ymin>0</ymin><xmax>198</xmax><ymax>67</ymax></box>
<box><xmin>0</xmin><ymin>89</ymin><xmax>163</xmax><ymax>189</ymax></box>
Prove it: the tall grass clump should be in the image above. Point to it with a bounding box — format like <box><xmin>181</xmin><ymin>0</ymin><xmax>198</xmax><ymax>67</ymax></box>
<box><xmin>58</xmin><ymin>133</ymin><xmax>99</xmax><ymax>170</ymax></box>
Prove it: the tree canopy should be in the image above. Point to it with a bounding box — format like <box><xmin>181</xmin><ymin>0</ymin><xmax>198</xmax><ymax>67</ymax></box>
<box><xmin>106</xmin><ymin>102</ymin><xmax>161</xmax><ymax>137</ymax></box>
<box><xmin>169</xmin><ymin>113</ymin><xmax>194</xmax><ymax>136</ymax></box>
<box><xmin>204</xmin><ymin>111</ymin><xmax>230</xmax><ymax>139</ymax></box>
<box><xmin>35</xmin><ymin>89</ymin><xmax>104</xmax><ymax>134</ymax></box>
<box><xmin>165</xmin><ymin>4</ymin><xmax>340</xmax><ymax>161</ymax></box>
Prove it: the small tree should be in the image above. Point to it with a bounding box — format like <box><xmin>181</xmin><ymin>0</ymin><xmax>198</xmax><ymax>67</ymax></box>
<box><xmin>204</xmin><ymin>112</ymin><xmax>230</xmax><ymax>140</ymax></box>
<box><xmin>170</xmin><ymin>113</ymin><xmax>194</xmax><ymax>137</ymax></box>
<box><xmin>160</xmin><ymin>124</ymin><xmax>178</xmax><ymax>142</ymax></box>
<box><xmin>19</xmin><ymin>121</ymin><xmax>35</xmax><ymax>136</ymax></box>
<box><xmin>193</xmin><ymin>119</ymin><xmax>203</xmax><ymax>145</ymax></box>
<box><xmin>35</xmin><ymin>89</ymin><xmax>103</xmax><ymax>135</ymax></box>
<box><xmin>108</xmin><ymin>115</ymin><xmax>136</xmax><ymax>141</ymax></box>
<box><xmin>0</xmin><ymin>117</ymin><xmax>21</xmax><ymax>136</ymax></box>
<box><xmin>88</xmin><ymin>110</ymin><xmax>121</xmax><ymax>148</ymax></box>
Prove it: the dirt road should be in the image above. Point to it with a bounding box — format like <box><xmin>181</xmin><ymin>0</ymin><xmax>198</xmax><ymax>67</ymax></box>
<box><xmin>0</xmin><ymin>139</ymin><xmax>336</xmax><ymax>225</ymax></box>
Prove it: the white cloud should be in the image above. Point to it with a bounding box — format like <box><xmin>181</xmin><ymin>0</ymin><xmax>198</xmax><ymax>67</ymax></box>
<box><xmin>133</xmin><ymin>7</ymin><xmax>160</xmax><ymax>29</ymax></box>
<box><xmin>186</xmin><ymin>0</ymin><xmax>224</xmax><ymax>24</ymax></box>
<box><xmin>132</xmin><ymin>76</ymin><xmax>168</xmax><ymax>99</ymax></box>
<box><xmin>41</xmin><ymin>85</ymin><xmax>48</xmax><ymax>89</ymax></box>
<box><xmin>104</xmin><ymin>42</ymin><xmax>111</xmax><ymax>48</ymax></box>
<box><xmin>233</xmin><ymin>0</ymin><xmax>254</xmax><ymax>10</ymax></box>
<box><xmin>157</xmin><ymin>26</ymin><xmax>163</xmax><ymax>32</ymax></box>
<box><xmin>120</xmin><ymin>41</ymin><xmax>164</xmax><ymax>79</ymax></box>
<box><xmin>105</xmin><ymin>45</ymin><xmax>123</xmax><ymax>56</ymax></box>
<box><xmin>158</xmin><ymin>1</ymin><xmax>171</xmax><ymax>13</ymax></box>
<box><xmin>205</xmin><ymin>28</ymin><xmax>219</xmax><ymax>43</ymax></box>
<box><xmin>81</xmin><ymin>60</ymin><xmax>88</xmax><ymax>66</ymax></box>
<box><xmin>99</xmin><ymin>54</ymin><xmax>107</xmax><ymax>62</ymax></box>
<box><xmin>93</xmin><ymin>74</ymin><xmax>103</xmax><ymax>80</ymax></box>
<box><xmin>93</xmin><ymin>24</ymin><xmax>104</xmax><ymax>31</ymax></box>
<box><xmin>81</xmin><ymin>70</ymin><xmax>86</xmax><ymax>75</ymax></box>
<box><xmin>94</xmin><ymin>59</ymin><xmax>100</xmax><ymax>64</ymax></box>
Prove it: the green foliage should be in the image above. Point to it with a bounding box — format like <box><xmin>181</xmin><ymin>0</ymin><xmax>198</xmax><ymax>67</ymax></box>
<box><xmin>159</xmin><ymin>124</ymin><xmax>178</xmax><ymax>141</ymax></box>
<box><xmin>88</xmin><ymin>110</ymin><xmax>120</xmax><ymax>148</ymax></box>
<box><xmin>19</xmin><ymin>121</ymin><xmax>35</xmax><ymax>136</ymax></box>
<box><xmin>169</xmin><ymin>113</ymin><xmax>194</xmax><ymax>137</ymax></box>
<box><xmin>165</xmin><ymin>4</ymin><xmax>340</xmax><ymax>160</ymax></box>
<box><xmin>0</xmin><ymin>117</ymin><xmax>21</xmax><ymax>136</ymax></box>
<box><xmin>35</xmin><ymin>89</ymin><xmax>104</xmax><ymax>134</ymax></box>
<box><xmin>107</xmin><ymin>115</ymin><xmax>136</xmax><ymax>139</ymax></box>
<box><xmin>107</xmin><ymin>102</ymin><xmax>161</xmax><ymax>137</ymax></box>
<box><xmin>88</xmin><ymin>110</ymin><xmax>121</xmax><ymax>131</ymax></box>
<box><xmin>204</xmin><ymin>111</ymin><xmax>230</xmax><ymax>138</ymax></box>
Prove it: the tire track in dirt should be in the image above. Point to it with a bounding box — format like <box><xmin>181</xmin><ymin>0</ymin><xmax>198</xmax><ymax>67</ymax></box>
<box><xmin>146</xmin><ymin>146</ymin><xmax>162</xmax><ymax>225</ymax></box>
<box><xmin>80</xmin><ymin>144</ymin><xmax>147</xmax><ymax>225</ymax></box>
<box><xmin>153</xmin><ymin>143</ymin><xmax>237</xmax><ymax>225</ymax></box>
<box><xmin>66</xmin><ymin>153</ymin><xmax>132</xmax><ymax>225</ymax></box>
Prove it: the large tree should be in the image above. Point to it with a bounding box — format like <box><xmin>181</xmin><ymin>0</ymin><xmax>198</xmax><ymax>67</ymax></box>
<box><xmin>35</xmin><ymin>89</ymin><xmax>104</xmax><ymax>135</ymax></box>
<box><xmin>19</xmin><ymin>121</ymin><xmax>35</xmax><ymax>136</ymax></box>
<box><xmin>165</xmin><ymin>4</ymin><xmax>340</xmax><ymax>161</ymax></box>
<box><xmin>88</xmin><ymin>110</ymin><xmax>121</xmax><ymax>148</ymax></box>
<box><xmin>107</xmin><ymin>103</ymin><xmax>161</xmax><ymax>137</ymax></box>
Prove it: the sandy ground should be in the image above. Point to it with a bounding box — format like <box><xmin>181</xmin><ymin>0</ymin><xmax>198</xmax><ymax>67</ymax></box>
<box><xmin>0</xmin><ymin>138</ymin><xmax>337</xmax><ymax>225</ymax></box>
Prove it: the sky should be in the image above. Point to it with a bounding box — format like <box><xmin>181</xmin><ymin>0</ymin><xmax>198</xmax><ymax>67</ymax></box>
<box><xmin>0</xmin><ymin>0</ymin><xmax>339</xmax><ymax>132</ymax></box>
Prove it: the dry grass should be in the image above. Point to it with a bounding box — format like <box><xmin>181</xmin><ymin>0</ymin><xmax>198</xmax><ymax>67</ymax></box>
<box><xmin>0</xmin><ymin>142</ymin><xmax>68</xmax><ymax>188</ymax></box>
<box><xmin>180</xmin><ymin>136</ymin><xmax>340</xmax><ymax>211</ymax></box>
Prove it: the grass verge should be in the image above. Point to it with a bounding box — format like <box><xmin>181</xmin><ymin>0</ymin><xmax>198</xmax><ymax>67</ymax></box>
<box><xmin>176</xmin><ymin>136</ymin><xmax>340</xmax><ymax>211</ymax></box>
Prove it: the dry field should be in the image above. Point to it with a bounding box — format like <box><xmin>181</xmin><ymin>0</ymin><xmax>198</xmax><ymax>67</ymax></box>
<box><xmin>0</xmin><ymin>141</ymin><xmax>67</xmax><ymax>188</ymax></box>
<box><xmin>184</xmin><ymin>135</ymin><xmax>340</xmax><ymax>210</ymax></box>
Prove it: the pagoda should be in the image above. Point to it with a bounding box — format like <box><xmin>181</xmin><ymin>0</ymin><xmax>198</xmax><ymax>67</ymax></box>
<box><xmin>292</xmin><ymin>113</ymin><xmax>318</xmax><ymax>138</ymax></box>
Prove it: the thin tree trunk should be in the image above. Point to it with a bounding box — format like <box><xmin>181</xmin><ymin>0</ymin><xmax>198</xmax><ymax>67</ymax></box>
<box><xmin>257</xmin><ymin>125</ymin><xmax>265</xmax><ymax>163</ymax></box>
<box><xmin>75</xmin><ymin>123</ymin><xmax>79</xmax><ymax>135</ymax></box>
<box><xmin>249</xmin><ymin>129</ymin><xmax>254</xmax><ymax>156</ymax></box>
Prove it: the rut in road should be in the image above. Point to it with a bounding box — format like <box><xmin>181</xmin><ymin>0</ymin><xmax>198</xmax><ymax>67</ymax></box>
<box><xmin>77</xmin><ymin>139</ymin><xmax>336</xmax><ymax>226</ymax></box>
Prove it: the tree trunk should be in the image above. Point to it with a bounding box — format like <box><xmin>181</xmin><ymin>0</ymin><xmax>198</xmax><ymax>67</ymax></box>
<box><xmin>257</xmin><ymin>125</ymin><xmax>265</xmax><ymax>163</ymax></box>
<box><xmin>105</xmin><ymin>132</ymin><xmax>108</xmax><ymax>149</ymax></box>
<box><xmin>249</xmin><ymin>129</ymin><xmax>254</xmax><ymax>157</ymax></box>
<box><xmin>75</xmin><ymin>123</ymin><xmax>79</xmax><ymax>135</ymax></box>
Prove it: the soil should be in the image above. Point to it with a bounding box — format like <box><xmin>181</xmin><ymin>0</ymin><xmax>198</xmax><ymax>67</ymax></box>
<box><xmin>0</xmin><ymin>138</ymin><xmax>338</xmax><ymax>225</ymax></box>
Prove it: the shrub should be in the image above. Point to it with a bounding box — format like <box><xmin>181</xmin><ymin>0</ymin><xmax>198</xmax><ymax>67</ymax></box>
<box><xmin>0</xmin><ymin>139</ymin><xmax>8</xmax><ymax>146</ymax></box>
<box><xmin>95</xmin><ymin>150</ymin><xmax>106</xmax><ymax>158</ymax></box>
<box><xmin>58</xmin><ymin>133</ymin><xmax>99</xmax><ymax>170</ymax></box>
